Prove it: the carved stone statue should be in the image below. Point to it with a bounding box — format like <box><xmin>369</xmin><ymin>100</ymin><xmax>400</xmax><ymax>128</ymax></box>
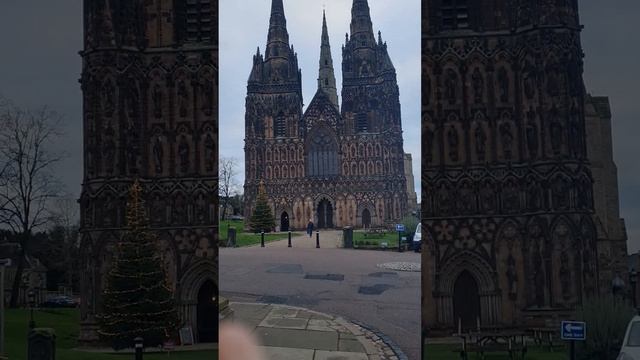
<box><xmin>499</xmin><ymin>122</ymin><xmax>513</xmax><ymax>160</ymax></box>
<box><xmin>526</xmin><ymin>111</ymin><xmax>538</xmax><ymax>159</ymax></box>
<box><xmin>472</xmin><ymin>68</ymin><xmax>484</xmax><ymax>104</ymax></box>
<box><xmin>203</xmin><ymin>80</ymin><xmax>214</xmax><ymax>116</ymax></box>
<box><xmin>195</xmin><ymin>194</ymin><xmax>208</xmax><ymax>224</ymax></box>
<box><xmin>497</xmin><ymin>67</ymin><xmax>509</xmax><ymax>103</ymax></box>
<box><xmin>506</xmin><ymin>254</ymin><xmax>518</xmax><ymax>300</ymax></box>
<box><xmin>204</xmin><ymin>133</ymin><xmax>215</xmax><ymax>171</ymax></box>
<box><xmin>532</xmin><ymin>241</ymin><xmax>546</xmax><ymax>307</ymax></box>
<box><xmin>523</xmin><ymin>61</ymin><xmax>536</xmax><ymax>100</ymax></box>
<box><xmin>424</xmin><ymin>126</ymin><xmax>435</xmax><ymax>163</ymax></box>
<box><xmin>445</xmin><ymin>69</ymin><xmax>457</xmax><ymax>104</ymax></box>
<box><xmin>103</xmin><ymin>123</ymin><xmax>116</xmax><ymax>174</ymax></box>
<box><xmin>560</xmin><ymin>249</ymin><xmax>571</xmax><ymax>300</ymax></box>
<box><xmin>101</xmin><ymin>80</ymin><xmax>115</xmax><ymax>117</ymax></box>
<box><xmin>153</xmin><ymin>84</ymin><xmax>163</xmax><ymax>118</ymax></box>
<box><xmin>424</xmin><ymin>75</ymin><xmax>431</xmax><ymax>105</ymax></box>
<box><xmin>153</xmin><ymin>136</ymin><xmax>163</xmax><ymax>173</ymax></box>
<box><xmin>447</xmin><ymin>125</ymin><xmax>459</xmax><ymax>162</ymax></box>
<box><xmin>178</xmin><ymin>137</ymin><xmax>190</xmax><ymax>173</ymax></box>
<box><xmin>178</xmin><ymin>80</ymin><xmax>188</xmax><ymax>117</ymax></box>
<box><xmin>527</xmin><ymin>181</ymin><xmax>542</xmax><ymax>210</ymax></box>
<box><xmin>479</xmin><ymin>184</ymin><xmax>496</xmax><ymax>213</ymax></box>
<box><xmin>552</xmin><ymin>177</ymin><xmax>570</xmax><ymax>209</ymax></box>
<box><xmin>546</xmin><ymin>66</ymin><xmax>560</xmax><ymax>96</ymax></box>
<box><xmin>475</xmin><ymin>125</ymin><xmax>487</xmax><ymax>161</ymax></box>
<box><xmin>549</xmin><ymin>109</ymin><xmax>563</xmax><ymax>154</ymax></box>
<box><xmin>125</xmin><ymin>84</ymin><xmax>139</xmax><ymax>121</ymax></box>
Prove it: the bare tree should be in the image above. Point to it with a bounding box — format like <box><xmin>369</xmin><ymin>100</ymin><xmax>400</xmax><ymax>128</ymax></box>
<box><xmin>51</xmin><ymin>196</ymin><xmax>80</xmax><ymax>288</ymax></box>
<box><xmin>219</xmin><ymin>157</ymin><xmax>239</xmax><ymax>220</ymax></box>
<box><xmin>0</xmin><ymin>98</ymin><xmax>65</xmax><ymax>307</ymax></box>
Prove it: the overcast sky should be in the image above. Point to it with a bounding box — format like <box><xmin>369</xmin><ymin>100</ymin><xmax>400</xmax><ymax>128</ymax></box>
<box><xmin>0</xmin><ymin>1</ymin><xmax>638</xmax><ymax>252</ymax></box>
<box><xmin>219</xmin><ymin>0</ymin><xmax>422</xmax><ymax>198</ymax></box>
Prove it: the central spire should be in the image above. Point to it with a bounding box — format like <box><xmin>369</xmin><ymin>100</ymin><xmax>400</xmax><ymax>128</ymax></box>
<box><xmin>318</xmin><ymin>10</ymin><xmax>339</xmax><ymax>109</ymax></box>
<box><xmin>266</xmin><ymin>0</ymin><xmax>290</xmax><ymax>60</ymax></box>
<box><xmin>349</xmin><ymin>0</ymin><xmax>376</xmax><ymax>46</ymax></box>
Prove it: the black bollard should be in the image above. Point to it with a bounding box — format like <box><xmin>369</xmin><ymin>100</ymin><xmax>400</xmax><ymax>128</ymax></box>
<box><xmin>288</xmin><ymin>231</ymin><xmax>292</xmax><ymax>248</ymax></box>
<box><xmin>261</xmin><ymin>231</ymin><xmax>265</xmax><ymax>247</ymax></box>
<box><xmin>398</xmin><ymin>231</ymin><xmax>402</xmax><ymax>253</ymax></box>
<box><xmin>134</xmin><ymin>337</ymin><xmax>144</xmax><ymax>360</ymax></box>
<box><xmin>316</xmin><ymin>231</ymin><xmax>320</xmax><ymax>248</ymax></box>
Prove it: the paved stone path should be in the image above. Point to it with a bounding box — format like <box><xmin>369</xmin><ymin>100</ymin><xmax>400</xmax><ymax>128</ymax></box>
<box><xmin>249</xmin><ymin>230</ymin><xmax>344</xmax><ymax>248</ymax></box>
<box><xmin>229</xmin><ymin>302</ymin><xmax>401</xmax><ymax>360</ymax></box>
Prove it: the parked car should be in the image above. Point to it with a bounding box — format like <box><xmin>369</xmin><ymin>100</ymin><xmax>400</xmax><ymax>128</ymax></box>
<box><xmin>413</xmin><ymin>223</ymin><xmax>421</xmax><ymax>252</ymax></box>
<box><xmin>41</xmin><ymin>295</ymin><xmax>79</xmax><ymax>308</ymax></box>
<box><xmin>618</xmin><ymin>315</ymin><xmax>640</xmax><ymax>360</ymax></box>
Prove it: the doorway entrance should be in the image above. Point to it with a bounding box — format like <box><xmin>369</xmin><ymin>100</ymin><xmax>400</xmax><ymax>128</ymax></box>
<box><xmin>453</xmin><ymin>271</ymin><xmax>481</xmax><ymax>331</ymax></box>
<box><xmin>362</xmin><ymin>209</ymin><xmax>371</xmax><ymax>228</ymax></box>
<box><xmin>197</xmin><ymin>280</ymin><xmax>217</xmax><ymax>343</ymax></box>
<box><xmin>280</xmin><ymin>212</ymin><xmax>289</xmax><ymax>232</ymax></box>
<box><xmin>317</xmin><ymin>199</ymin><xmax>333</xmax><ymax>229</ymax></box>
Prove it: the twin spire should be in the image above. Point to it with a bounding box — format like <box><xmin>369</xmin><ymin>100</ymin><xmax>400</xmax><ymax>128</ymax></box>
<box><xmin>263</xmin><ymin>0</ymin><xmax>373</xmax><ymax>107</ymax></box>
<box><xmin>318</xmin><ymin>10</ymin><xmax>339</xmax><ymax>109</ymax></box>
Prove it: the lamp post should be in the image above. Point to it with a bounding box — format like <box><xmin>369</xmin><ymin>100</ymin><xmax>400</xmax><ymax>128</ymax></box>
<box><xmin>0</xmin><ymin>259</ymin><xmax>11</xmax><ymax>357</ymax></box>
<box><xmin>27</xmin><ymin>289</ymin><xmax>36</xmax><ymax>329</ymax></box>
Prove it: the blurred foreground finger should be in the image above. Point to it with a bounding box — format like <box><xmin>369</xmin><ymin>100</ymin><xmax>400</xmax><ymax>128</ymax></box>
<box><xmin>219</xmin><ymin>323</ymin><xmax>265</xmax><ymax>360</ymax></box>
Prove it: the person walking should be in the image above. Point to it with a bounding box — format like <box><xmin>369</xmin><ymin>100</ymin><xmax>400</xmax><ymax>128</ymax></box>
<box><xmin>307</xmin><ymin>219</ymin><xmax>314</xmax><ymax>238</ymax></box>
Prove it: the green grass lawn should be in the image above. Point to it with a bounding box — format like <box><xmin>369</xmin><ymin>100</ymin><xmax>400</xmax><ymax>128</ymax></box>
<box><xmin>219</xmin><ymin>219</ymin><xmax>301</xmax><ymax>247</ymax></box>
<box><xmin>425</xmin><ymin>344</ymin><xmax>567</xmax><ymax>360</ymax></box>
<box><xmin>5</xmin><ymin>309</ymin><xmax>215</xmax><ymax>360</ymax></box>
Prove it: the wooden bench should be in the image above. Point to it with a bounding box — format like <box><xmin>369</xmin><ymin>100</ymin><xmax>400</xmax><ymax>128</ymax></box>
<box><xmin>527</xmin><ymin>328</ymin><xmax>562</xmax><ymax>352</ymax></box>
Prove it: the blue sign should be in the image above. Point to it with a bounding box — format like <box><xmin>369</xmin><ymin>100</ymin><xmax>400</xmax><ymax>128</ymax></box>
<box><xmin>561</xmin><ymin>321</ymin><xmax>586</xmax><ymax>341</ymax></box>
<box><xmin>396</xmin><ymin>224</ymin><xmax>405</xmax><ymax>232</ymax></box>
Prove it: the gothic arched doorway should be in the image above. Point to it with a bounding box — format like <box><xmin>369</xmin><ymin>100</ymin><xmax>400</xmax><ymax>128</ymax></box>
<box><xmin>280</xmin><ymin>212</ymin><xmax>289</xmax><ymax>232</ymax></box>
<box><xmin>453</xmin><ymin>271</ymin><xmax>480</xmax><ymax>331</ymax></box>
<box><xmin>317</xmin><ymin>199</ymin><xmax>333</xmax><ymax>229</ymax></box>
<box><xmin>362</xmin><ymin>209</ymin><xmax>371</xmax><ymax>228</ymax></box>
<box><xmin>197</xmin><ymin>280</ymin><xmax>217</xmax><ymax>343</ymax></box>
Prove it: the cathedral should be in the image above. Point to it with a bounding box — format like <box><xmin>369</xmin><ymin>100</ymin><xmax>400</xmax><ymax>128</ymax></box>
<box><xmin>244</xmin><ymin>0</ymin><xmax>409</xmax><ymax>231</ymax></box>
<box><xmin>421</xmin><ymin>1</ymin><xmax>629</xmax><ymax>333</ymax></box>
<box><xmin>78</xmin><ymin>1</ymin><xmax>218</xmax><ymax>343</ymax></box>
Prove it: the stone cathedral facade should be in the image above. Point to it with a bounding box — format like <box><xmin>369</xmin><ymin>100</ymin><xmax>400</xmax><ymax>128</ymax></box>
<box><xmin>78</xmin><ymin>1</ymin><xmax>218</xmax><ymax>343</ymax></box>
<box><xmin>421</xmin><ymin>1</ymin><xmax>629</xmax><ymax>333</ymax></box>
<box><xmin>244</xmin><ymin>0</ymin><xmax>408</xmax><ymax>231</ymax></box>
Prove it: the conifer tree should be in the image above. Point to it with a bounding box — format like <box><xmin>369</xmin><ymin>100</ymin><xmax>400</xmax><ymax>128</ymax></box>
<box><xmin>250</xmin><ymin>180</ymin><xmax>275</xmax><ymax>233</ymax></box>
<box><xmin>98</xmin><ymin>180</ymin><xmax>179</xmax><ymax>350</ymax></box>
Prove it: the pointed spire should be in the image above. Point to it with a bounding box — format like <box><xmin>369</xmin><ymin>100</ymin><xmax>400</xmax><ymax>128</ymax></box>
<box><xmin>318</xmin><ymin>10</ymin><xmax>339</xmax><ymax>110</ymax></box>
<box><xmin>349</xmin><ymin>0</ymin><xmax>375</xmax><ymax>46</ymax></box>
<box><xmin>266</xmin><ymin>0</ymin><xmax>290</xmax><ymax>60</ymax></box>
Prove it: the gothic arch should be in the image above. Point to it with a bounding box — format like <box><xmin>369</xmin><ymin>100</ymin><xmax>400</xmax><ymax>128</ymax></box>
<box><xmin>437</xmin><ymin>250</ymin><xmax>501</xmax><ymax>325</ymax></box>
<box><xmin>178</xmin><ymin>259</ymin><xmax>217</xmax><ymax>340</ymax></box>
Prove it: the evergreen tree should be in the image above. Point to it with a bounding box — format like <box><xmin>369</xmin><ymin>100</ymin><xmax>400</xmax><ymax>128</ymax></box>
<box><xmin>98</xmin><ymin>180</ymin><xmax>179</xmax><ymax>350</ymax></box>
<box><xmin>250</xmin><ymin>181</ymin><xmax>275</xmax><ymax>233</ymax></box>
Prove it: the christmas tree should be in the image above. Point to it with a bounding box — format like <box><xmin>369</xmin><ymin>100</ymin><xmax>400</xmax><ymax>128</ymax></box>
<box><xmin>98</xmin><ymin>180</ymin><xmax>179</xmax><ymax>350</ymax></box>
<box><xmin>249</xmin><ymin>180</ymin><xmax>275</xmax><ymax>233</ymax></box>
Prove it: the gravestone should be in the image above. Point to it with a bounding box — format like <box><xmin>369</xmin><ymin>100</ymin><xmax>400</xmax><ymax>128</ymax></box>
<box><xmin>28</xmin><ymin>328</ymin><xmax>56</xmax><ymax>360</ymax></box>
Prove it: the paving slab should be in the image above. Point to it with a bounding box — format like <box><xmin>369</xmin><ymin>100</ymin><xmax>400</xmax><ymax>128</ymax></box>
<box><xmin>229</xmin><ymin>302</ymin><xmax>401</xmax><ymax>360</ymax></box>
<box><xmin>261</xmin><ymin>346</ymin><xmax>315</xmax><ymax>360</ymax></box>
<box><xmin>258</xmin><ymin>317</ymin><xmax>309</xmax><ymax>329</ymax></box>
<box><xmin>255</xmin><ymin>327</ymin><xmax>339</xmax><ymax>351</ymax></box>
<box><xmin>339</xmin><ymin>338</ymin><xmax>366</xmax><ymax>352</ymax></box>
<box><xmin>314</xmin><ymin>350</ymin><xmax>370</xmax><ymax>360</ymax></box>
